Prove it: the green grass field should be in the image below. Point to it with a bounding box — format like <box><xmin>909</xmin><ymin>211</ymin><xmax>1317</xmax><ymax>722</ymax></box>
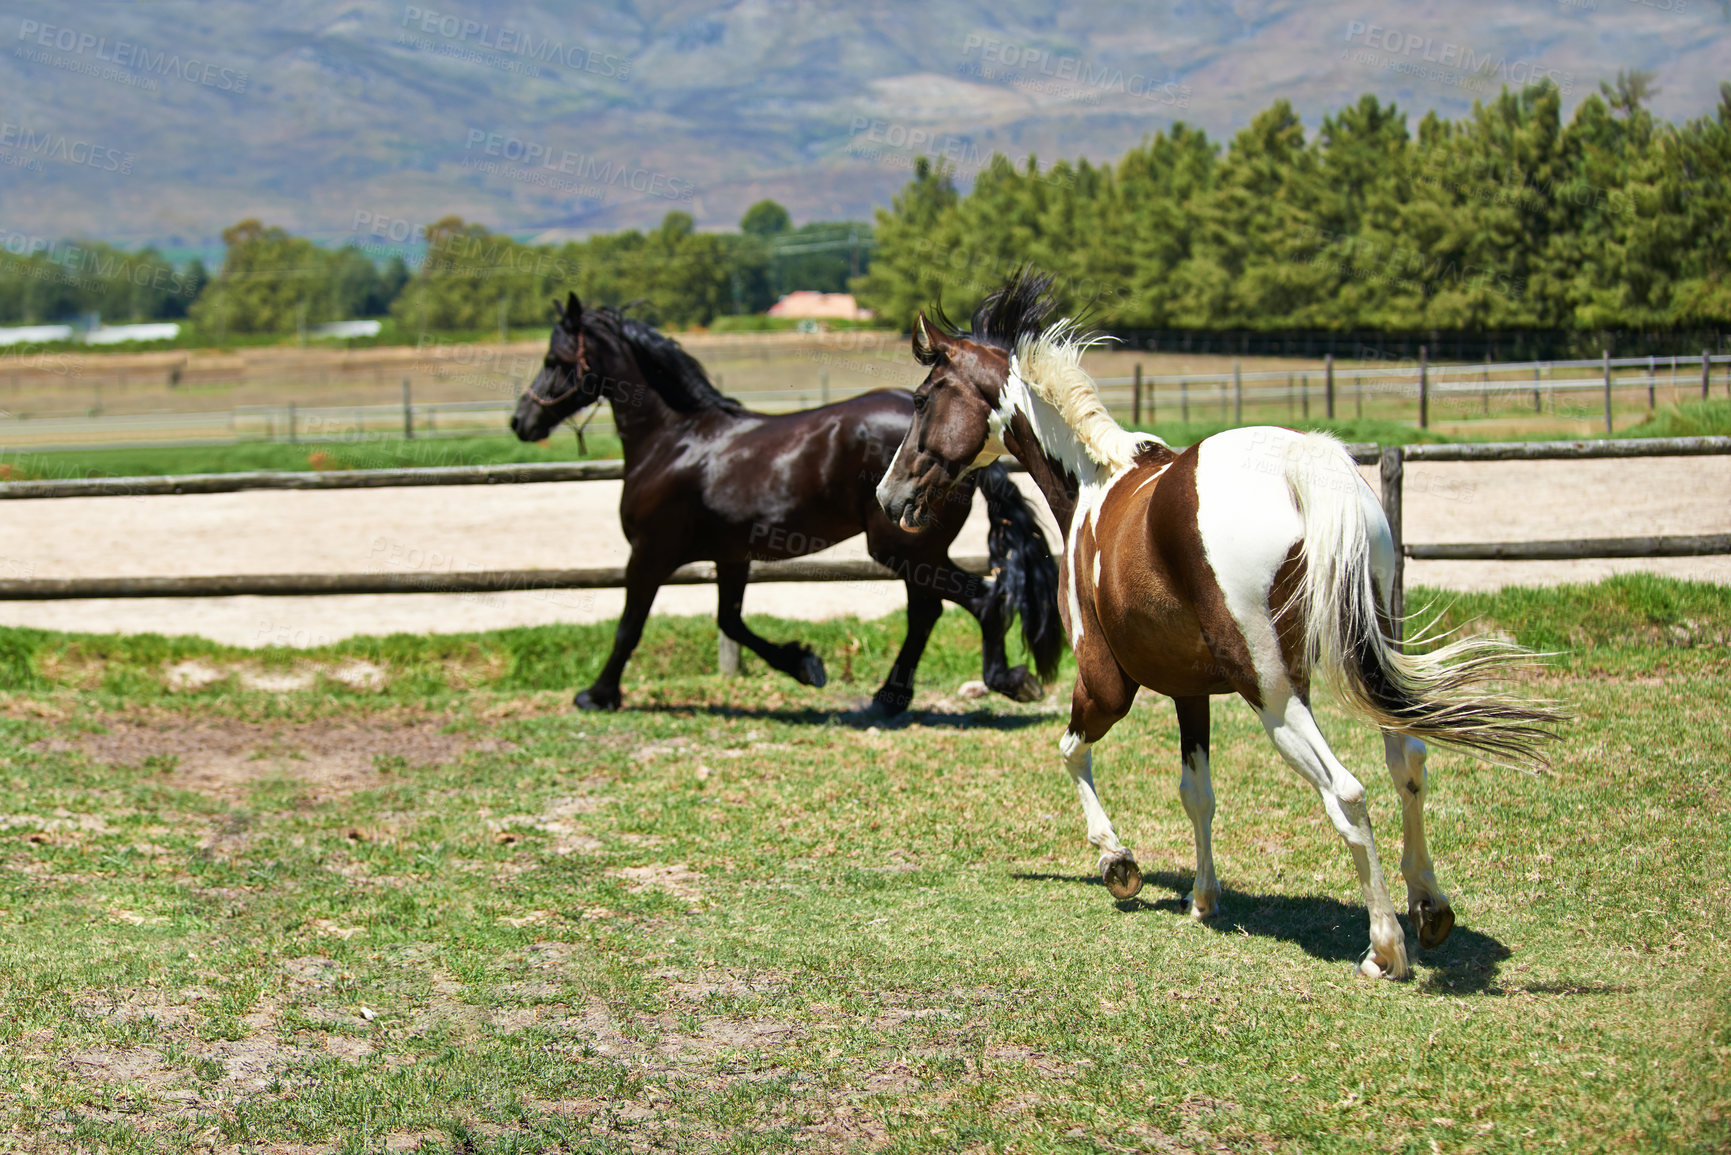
<box><xmin>1</xmin><ymin>575</ymin><xmax>1728</xmax><ymax>1152</ymax></box>
<box><xmin>6</xmin><ymin>401</ymin><xmax>1726</xmax><ymax>483</ymax></box>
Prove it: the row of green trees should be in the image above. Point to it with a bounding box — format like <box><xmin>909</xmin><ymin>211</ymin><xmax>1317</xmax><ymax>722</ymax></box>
<box><xmin>0</xmin><ymin>203</ymin><xmax>870</xmax><ymax>333</ymax></box>
<box><xmin>381</xmin><ymin>207</ymin><xmax>870</xmax><ymax>331</ymax></box>
<box><xmin>855</xmin><ymin>76</ymin><xmax>1731</xmax><ymax>332</ymax></box>
<box><xmin>0</xmin><ymin>241</ymin><xmax>207</xmax><ymax>326</ymax></box>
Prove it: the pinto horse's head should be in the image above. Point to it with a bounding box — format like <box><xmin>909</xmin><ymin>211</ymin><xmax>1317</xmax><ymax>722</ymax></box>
<box><xmin>874</xmin><ymin>313</ymin><xmax>1009</xmax><ymax>529</ymax></box>
<box><xmin>510</xmin><ymin>291</ymin><xmax>606</xmax><ymax>441</ymax></box>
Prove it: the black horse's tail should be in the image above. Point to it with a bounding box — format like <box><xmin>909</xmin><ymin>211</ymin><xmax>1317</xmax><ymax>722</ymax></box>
<box><xmin>978</xmin><ymin>463</ymin><xmax>1064</xmax><ymax>682</ymax></box>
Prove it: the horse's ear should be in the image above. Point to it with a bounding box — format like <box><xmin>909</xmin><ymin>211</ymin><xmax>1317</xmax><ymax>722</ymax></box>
<box><xmin>551</xmin><ymin>296</ymin><xmax>566</xmax><ymax>321</ymax></box>
<box><xmin>565</xmin><ymin>291</ymin><xmax>582</xmax><ymax>321</ymax></box>
<box><xmin>913</xmin><ymin>311</ymin><xmax>950</xmax><ymax>366</ymax></box>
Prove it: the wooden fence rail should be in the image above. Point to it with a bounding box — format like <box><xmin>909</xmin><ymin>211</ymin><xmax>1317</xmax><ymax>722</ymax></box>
<box><xmin>0</xmin><ymin>556</ymin><xmax>994</xmax><ymax>602</ymax></box>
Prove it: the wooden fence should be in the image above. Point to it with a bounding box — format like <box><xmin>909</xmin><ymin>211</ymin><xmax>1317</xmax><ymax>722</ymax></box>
<box><xmin>2</xmin><ymin>438</ymin><xmax>1728</xmax><ymax>619</ymax></box>
<box><xmin>8</xmin><ymin>350</ymin><xmax>1727</xmax><ymax>455</ymax></box>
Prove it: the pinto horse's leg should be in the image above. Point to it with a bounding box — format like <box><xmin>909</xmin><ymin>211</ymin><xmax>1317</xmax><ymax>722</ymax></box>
<box><xmin>1254</xmin><ymin>687</ymin><xmax>1408</xmax><ymax>979</ymax></box>
<box><xmin>1173</xmin><ymin>696</ymin><xmax>1220</xmax><ymax>919</ymax></box>
<box><xmin>715</xmin><ymin>561</ymin><xmax>827</xmax><ymax>689</ymax></box>
<box><xmin>872</xmin><ymin>589</ymin><xmax>942</xmax><ymax>715</ymax></box>
<box><xmin>1062</xmin><ymin>652</ymin><xmax>1141</xmax><ymax>899</ymax></box>
<box><xmin>1369</xmin><ymin>548</ymin><xmax>1454</xmax><ymax>950</ymax></box>
<box><xmin>1385</xmin><ymin>732</ymin><xmax>1453</xmax><ymax>949</ymax></box>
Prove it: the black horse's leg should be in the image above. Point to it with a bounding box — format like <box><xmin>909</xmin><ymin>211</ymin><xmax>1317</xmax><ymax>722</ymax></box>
<box><xmin>715</xmin><ymin>561</ymin><xmax>827</xmax><ymax>688</ymax></box>
<box><xmin>577</xmin><ymin>551</ymin><xmax>674</xmax><ymax>710</ymax></box>
<box><xmin>872</xmin><ymin>588</ymin><xmax>943</xmax><ymax>715</ymax></box>
<box><xmin>934</xmin><ymin>556</ymin><xmax>1042</xmax><ymax>703</ymax></box>
<box><xmin>960</xmin><ymin>576</ymin><xmax>1040</xmax><ymax>701</ymax></box>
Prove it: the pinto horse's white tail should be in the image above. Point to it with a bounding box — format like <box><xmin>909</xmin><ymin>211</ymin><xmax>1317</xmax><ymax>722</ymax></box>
<box><xmin>1280</xmin><ymin>433</ymin><xmax>1561</xmax><ymax>764</ymax></box>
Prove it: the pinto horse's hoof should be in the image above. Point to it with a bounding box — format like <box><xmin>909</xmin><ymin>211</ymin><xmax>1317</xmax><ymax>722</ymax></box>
<box><xmin>1357</xmin><ymin>944</ymin><xmax>1411</xmax><ymax>980</ymax></box>
<box><xmin>1412</xmin><ymin>899</ymin><xmax>1456</xmax><ymax>950</ymax></box>
<box><xmin>574</xmin><ymin>686</ymin><xmax>621</xmax><ymax>711</ymax></box>
<box><xmin>796</xmin><ymin>649</ymin><xmax>827</xmax><ymax>688</ymax></box>
<box><xmin>1099</xmin><ymin>850</ymin><xmax>1143</xmax><ymax>901</ymax></box>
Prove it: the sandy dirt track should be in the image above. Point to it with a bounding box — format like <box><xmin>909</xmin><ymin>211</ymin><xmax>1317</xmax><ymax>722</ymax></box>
<box><xmin>4</xmin><ymin>457</ymin><xmax>1728</xmax><ymax>645</ymax></box>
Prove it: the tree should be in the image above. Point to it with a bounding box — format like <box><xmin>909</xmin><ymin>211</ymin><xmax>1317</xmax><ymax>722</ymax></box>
<box><xmin>740</xmin><ymin>200</ymin><xmax>791</xmax><ymax>237</ymax></box>
<box><xmin>189</xmin><ymin>220</ymin><xmax>338</xmax><ymax>334</ymax></box>
<box><xmin>850</xmin><ymin>157</ymin><xmax>961</xmax><ymax>329</ymax></box>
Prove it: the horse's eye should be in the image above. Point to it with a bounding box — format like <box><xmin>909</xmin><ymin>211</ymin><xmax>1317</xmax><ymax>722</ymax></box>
<box><xmin>912</xmin><ymin>392</ymin><xmax>927</xmax><ymax>413</ymax></box>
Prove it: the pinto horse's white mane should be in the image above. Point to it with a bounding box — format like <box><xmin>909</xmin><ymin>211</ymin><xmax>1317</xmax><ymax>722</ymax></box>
<box><xmin>1012</xmin><ymin>322</ymin><xmax>1166</xmax><ymax>474</ymax></box>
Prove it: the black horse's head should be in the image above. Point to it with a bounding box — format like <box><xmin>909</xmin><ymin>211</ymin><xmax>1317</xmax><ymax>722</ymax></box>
<box><xmin>510</xmin><ymin>291</ymin><xmax>607</xmax><ymax>441</ymax></box>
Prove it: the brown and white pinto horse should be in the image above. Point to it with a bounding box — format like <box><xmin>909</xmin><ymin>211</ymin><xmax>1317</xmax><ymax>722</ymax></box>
<box><xmin>877</xmin><ymin>273</ymin><xmax>1558</xmax><ymax>979</ymax></box>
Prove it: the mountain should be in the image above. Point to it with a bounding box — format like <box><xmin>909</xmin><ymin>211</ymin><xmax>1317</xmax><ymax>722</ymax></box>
<box><xmin>4</xmin><ymin>0</ymin><xmax>1728</xmax><ymax>248</ymax></box>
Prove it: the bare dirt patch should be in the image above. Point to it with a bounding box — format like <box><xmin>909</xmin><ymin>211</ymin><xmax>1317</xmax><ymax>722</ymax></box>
<box><xmin>614</xmin><ymin>862</ymin><xmax>705</xmax><ymax>902</ymax></box>
<box><xmin>31</xmin><ymin>718</ymin><xmax>511</xmax><ymax>802</ymax></box>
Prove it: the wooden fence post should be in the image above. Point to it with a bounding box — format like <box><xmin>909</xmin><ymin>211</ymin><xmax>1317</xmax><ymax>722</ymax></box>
<box><xmin>1379</xmin><ymin>445</ymin><xmax>1405</xmax><ymax>639</ymax></box>
<box><xmin>1648</xmin><ymin>354</ymin><xmax>1657</xmax><ymax>410</ymax></box>
<box><xmin>1705</xmin><ymin>350</ymin><xmax>1712</xmax><ymax>401</ymax></box>
<box><xmin>1604</xmin><ymin>350</ymin><xmax>1613</xmax><ymax>434</ymax></box>
<box><xmin>718</xmin><ymin>633</ymin><xmax>741</xmax><ymax>677</ymax></box>
<box><xmin>1419</xmin><ymin>345</ymin><xmax>1429</xmax><ymax>429</ymax></box>
<box><xmin>1132</xmin><ymin>362</ymin><xmax>1142</xmax><ymax>426</ymax></box>
<box><xmin>403</xmin><ymin>379</ymin><xmax>413</xmax><ymax>439</ymax></box>
<box><xmin>287</xmin><ymin>403</ymin><xmax>296</xmax><ymax>445</ymax></box>
<box><xmin>1232</xmin><ymin>359</ymin><xmax>1242</xmax><ymax>425</ymax></box>
<box><xmin>820</xmin><ymin>370</ymin><xmax>830</xmax><ymax>407</ymax></box>
<box><xmin>1325</xmin><ymin>353</ymin><xmax>1335</xmax><ymax>419</ymax></box>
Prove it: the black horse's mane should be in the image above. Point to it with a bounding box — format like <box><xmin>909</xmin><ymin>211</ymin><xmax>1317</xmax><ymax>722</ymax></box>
<box><xmin>914</xmin><ymin>266</ymin><xmax>1060</xmax><ymax>365</ymax></box>
<box><xmin>591</xmin><ymin>307</ymin><xmax>746</xmax><ymax>416</ymax></box>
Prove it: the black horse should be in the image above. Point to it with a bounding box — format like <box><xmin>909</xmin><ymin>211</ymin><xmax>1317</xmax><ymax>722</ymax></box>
<box><xmin>509</xmin><ymin>292</ymin><xmax>1062</xmax><ymax>714</ymax></box>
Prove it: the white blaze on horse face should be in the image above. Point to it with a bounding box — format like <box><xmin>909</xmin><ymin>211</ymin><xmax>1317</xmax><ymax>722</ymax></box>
<box><xmin>874</xmin><ymin>434</ymin><xmax>907</xmax><ymax>515</ymax></box>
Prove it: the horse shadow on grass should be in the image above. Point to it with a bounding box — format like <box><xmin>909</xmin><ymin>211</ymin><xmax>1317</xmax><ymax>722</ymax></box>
<box><xmin>1010</xmin><ymin>868</ymin><xmax>1544</xmax><ymax>996</ymax></box>
<box><xmin>618</xmin><ymin>701</ymin><xmax>1054</xmax><ymax>732</ymax></box>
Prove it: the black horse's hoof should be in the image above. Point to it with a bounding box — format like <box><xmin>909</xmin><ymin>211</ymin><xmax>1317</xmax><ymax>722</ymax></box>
<box><xmin>574</xmin><ymin>686</ymin><xmax>621</xmax><ymax>711</ymax></box>
<box><xmin>997</xmin><ymin>664</ymin><xmax>1045</xmax><ymax>703</ymax></box>
<box><xmin>796</xmin><ymin>649</ymin><xmax>827</xmax><ymax>688</ymax></box>
<box><xmin>871</xmin><ymin>687</ymin><xmax>911</xmax><ymax>716</ymax></box>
